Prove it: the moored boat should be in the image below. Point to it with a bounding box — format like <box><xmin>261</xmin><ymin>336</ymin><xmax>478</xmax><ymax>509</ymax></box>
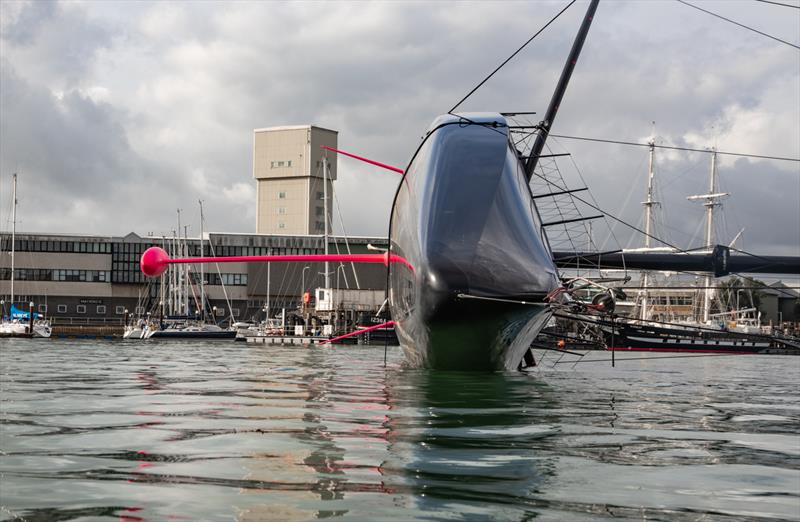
<box><xmin>145</xmin><ymin>320</ymin><xmax>236</xmax><ymax>340</ymax></box>
<box><xmin>599</xmin><ymin>318</ymin><xmax>800</xmax><ymax>355</ymax></box>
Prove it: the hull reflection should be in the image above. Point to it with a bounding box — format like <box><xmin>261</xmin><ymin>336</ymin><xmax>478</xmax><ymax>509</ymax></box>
<box><xmin>389</xmin><ymin>113</ymin><xmax>560</xmax><ymax>370</ymax></box>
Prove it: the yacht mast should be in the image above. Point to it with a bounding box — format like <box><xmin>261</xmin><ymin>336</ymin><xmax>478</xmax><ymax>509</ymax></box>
<box><xmin>266</xmin><ymin>258</ymin><xmax>270</xmax><ymax>323</ymax></box>
<box><xmin>160</xmin><ymin>235</ymin><xmax>166</xmax><ymax>321</ymax></box>
<box><xmin>323</xmin><ymin>155</ymin><xmax>330</xmax><ymax>290</ymax></box>
<box><xmin>199</xmin><ymin>200</ymin><xmax>205</xmax><ymax>322</ymax></box>
<box><xmin>525</xmin><ymin>0</ymin><xmax>599</xmax><ymax>179</ymax></box>
<box><xmin>10</xmin><ymin>173</ymin><xmax>17</xmax><ymax>307</ymax></box>
<box><xmin>170</xmin><ymin>231</ymin><xmax>176</xmax><ymax>315</ymax></box>
<box><xmin>687</xmin><ymin>149</ymin><xmax>728</xmax><ymax>323</ymax></box>
<box><xmin>183</xmin><ymin>224</ymin><xmax>189</xmax><ymax>316</ymax></box>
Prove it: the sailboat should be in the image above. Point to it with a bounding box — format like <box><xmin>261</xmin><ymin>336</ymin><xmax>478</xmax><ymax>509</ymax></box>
<box><xmin>1</xmin><ymin>174</ymin><xmax>52</xmax><ymax>338</ymax></box>
<box><xmin>138</xmin><ymin>0</ymin><xmax>799</xmax><ymax>368</ymax></box>
<box><xmin>144</xmin><ymin>204</ymin><xmax>236</xmax><ymax>340</ymax></box>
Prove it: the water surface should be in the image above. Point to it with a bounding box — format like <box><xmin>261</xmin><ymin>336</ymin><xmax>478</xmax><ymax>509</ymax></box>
<box><xmin>1</xmin><ymin>339</ymin><xmax>798</xmax><ymax>521</ymax></box>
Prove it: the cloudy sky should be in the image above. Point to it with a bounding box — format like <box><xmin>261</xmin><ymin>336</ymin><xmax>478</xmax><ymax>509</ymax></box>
<box><xmin>1</xmin><ymin>0</ymin><xmax>798</xmax><ymax>256</ymax></box>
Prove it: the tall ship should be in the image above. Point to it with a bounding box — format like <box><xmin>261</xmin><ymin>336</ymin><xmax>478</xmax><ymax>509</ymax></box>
<box><xmin>593</xmin><ymin>140</ymin><xmax>799</xmax><ymax>355</ymax></box>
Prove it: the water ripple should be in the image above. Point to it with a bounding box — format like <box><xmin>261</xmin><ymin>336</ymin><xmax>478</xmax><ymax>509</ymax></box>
<box><xmin>1</xmin><ymin>339</ymin><xmax>798</xmax><ymax>521</ymax></box>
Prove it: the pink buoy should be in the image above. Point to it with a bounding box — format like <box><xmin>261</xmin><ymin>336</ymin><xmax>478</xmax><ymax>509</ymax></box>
<box><xmin>140</xmin><ymin>247</ymin><xmax>170</xmax><ymax>277</ymax></box>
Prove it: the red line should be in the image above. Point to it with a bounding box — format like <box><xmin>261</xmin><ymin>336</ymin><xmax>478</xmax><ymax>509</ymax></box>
<box><xmin>168</xmin><ymin>253</ymin><xmax>386</xmax><ymax>265</ymax></box>
<box><xmin>320</xmin><ymin>321</ymin><xmax>396</xmax><ymax>345</ymax></box>
<box><xmin>321</xmin><ymin>146</ymin><xmax>404</xmax><ymax>174</ymax></box>
<box><xmin>140</xmin><ymin>248</ymin><xmax>414</xmax><ymax>277</ymax></box>
<box><xmin>167</xmin><ymin>253</ymin><xmax>414</xmax><ymax>272</ymax></box>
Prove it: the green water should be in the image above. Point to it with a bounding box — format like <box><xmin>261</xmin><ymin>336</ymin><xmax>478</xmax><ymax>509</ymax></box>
<box><xmin>1</xmin><ymin>339</ymin><xmax>798</xmax><ymax>521</ymax></box>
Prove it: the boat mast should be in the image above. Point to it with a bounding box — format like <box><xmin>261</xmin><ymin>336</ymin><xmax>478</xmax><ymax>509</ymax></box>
<box><xmin>640</xmin><ymin>139</ymin><xmax>657</xmax><ymax>321</ymax></box>
<box><xmin>525</xmin><ymin>0</ymin><xmax>599</xmax><ymax>180</ymax></box>
<box><xmin>199</xmin><ymin>200</ymin><xmax>205</xmax><ymax>322</ymax></box>
<box><xmin>10</xmin><ymin>173</ymin><xmax>16</xmax><ymax>308</ymax></box>
<box><xmin>183</xmin><ymin>224</ymin><xmax>189</xmax><ymax>316</ymax></box>
<box><xmin>323</xmin><ymin>154</ymin><xmax>331</xmax><ymax>290</ymax></box>
<box><xmin>160</xmin><ymin>235</ymin><xmax>166</xmax><ymax>321</ymax></box>
<box><xmin>266</xmin><ymin>258</ymin><xmax>270</xmax><ymax>323</ymax></box>
<box><xmin>176</xmin><ymin>209</ymin><xmax>182</xmax><ymax>315</ymax></box>
<box><xmin>687</xmin><ymin>149</ymin><xmax>728</xmax><ymax>323</ymax></box>
<box><xmin>169</xmin><ymin>230</ymin><xmax>176</xmax><ymax>316</ymax></box>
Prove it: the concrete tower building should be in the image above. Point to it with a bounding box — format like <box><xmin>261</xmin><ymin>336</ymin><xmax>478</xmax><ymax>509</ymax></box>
<box><xmin>253</xmin><ymin>125</ymin><xmax>338</xmax><ymax>235</ymax></box>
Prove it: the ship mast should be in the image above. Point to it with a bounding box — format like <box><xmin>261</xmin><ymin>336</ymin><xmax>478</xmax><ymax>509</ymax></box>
<box><xmin>639</xmin><ymin>139</ymin><xmax>658</xmax><ymax>321</ymax></box>
<box><xmin>687</xmin><ymin>149</ymin><xmax>728</xmax><ymax>323</ymax></box>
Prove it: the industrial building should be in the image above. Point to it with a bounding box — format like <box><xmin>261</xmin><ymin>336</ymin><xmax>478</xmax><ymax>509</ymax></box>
<box><xmin>0</xmin><ymin>232</ymin><xmax>387</xmax><ymax>325</ymax></box>
<box><xmin>253</xmin><ymin>125</ymin><xmax>338</xmax><ymax>235</ymax></box>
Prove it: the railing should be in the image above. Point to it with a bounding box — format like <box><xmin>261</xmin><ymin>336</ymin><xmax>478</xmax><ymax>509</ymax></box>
<box><xmin>48</xmin><ymin>316</ymin><xmax>127</xmax><ymax>326</ymax></box>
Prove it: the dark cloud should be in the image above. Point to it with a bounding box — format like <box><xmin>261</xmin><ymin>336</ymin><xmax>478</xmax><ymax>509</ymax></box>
<box><xmin>0</xmin><ymin>0</ymin><xmax>57</xmax><ymax>45</ymax></box>
<box><xmin>0</xmin><ymin>0</ymin><xmax>797</xmax><ymax>258</ymax></box>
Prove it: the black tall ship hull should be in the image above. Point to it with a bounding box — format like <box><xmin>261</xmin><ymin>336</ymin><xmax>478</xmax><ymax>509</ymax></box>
<box><xmin>388</xmin><ymin>114</ymin><xmax>560</xmax><ymax>370</ymax></box>
<box><xmin>600</xmin><ymin>320</ymin><xmax>800</xmax><ymax>355</ymax></box>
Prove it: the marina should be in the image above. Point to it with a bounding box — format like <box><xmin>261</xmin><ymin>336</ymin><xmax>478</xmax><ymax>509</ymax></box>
<box><xmin>1</xmin><ymin>0</ymin><xmax>799</xmax><ymax>520</ymax></box>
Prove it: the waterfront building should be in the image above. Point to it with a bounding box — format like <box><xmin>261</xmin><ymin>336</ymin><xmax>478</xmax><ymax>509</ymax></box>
<box><xmin>253</xmin><ymin>125</ymin><xmax>338</xmax><ymax>235</ymax></box>
<box><xmin>0</xmin><ymin>232</ymin><xmax>387</xmax><ymax>326</ymax></box>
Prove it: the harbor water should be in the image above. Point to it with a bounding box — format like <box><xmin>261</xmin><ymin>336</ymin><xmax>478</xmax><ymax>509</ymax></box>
<box><xmin>1</xmin><ymin>339</ymin><xmax>799</xmax><ymax>521</ymax></box>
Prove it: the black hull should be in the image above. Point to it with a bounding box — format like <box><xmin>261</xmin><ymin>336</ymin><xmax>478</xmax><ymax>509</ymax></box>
<box><xmin>148</xmin><ymin>330</ymin><xmax>237</xmax><ymax>340</ymax></box>
<box><xmin>388</xmin><ymin>114</ymin><xmax>560</xmax><ymax>370</ymax></box>
<box><xmin>602</xmin><ymin>321</ymin><xmax>799</xmax><ymax>355</ymax></box>
<box><xmin>398</xmin><ymin>296</ymin><xmax>552</xmax><ymax>370</ymax></box>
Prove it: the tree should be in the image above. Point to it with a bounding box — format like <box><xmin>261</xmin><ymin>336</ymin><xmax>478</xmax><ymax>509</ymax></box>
<box><xmin>717</xmin><ymin>276</ymin><xmax>765</xmax><ymax>312</ymax></box>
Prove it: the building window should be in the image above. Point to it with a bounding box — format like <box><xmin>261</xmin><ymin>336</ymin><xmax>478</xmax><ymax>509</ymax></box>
<box><xmin>278</xmin><ymin>222</ymin><xmax>285</xmax><ymax>229</ymax></box>
<box><xmin>216</xmin><ymin>308</ymin><xmax>225</xmax><ymax>317</ymax></box>
<box><xmin>277</xmin><ymin>161</ymin><xmax>285</xmax><ymax>167</ymax></box>
<box><xmin>315</xmin><ymin>206</ymin><xmax>324</xmax><ymax>216</ymax></box>
<box><xmin>97</xmin><ymin>305</ymin><xmax>106</xmax><ymax>315</ymax></box>
<box><xmin>116</xmin><ymin>306</ymin><xmax>125</xmax><ymax>315</ymax></box>
<box><xmin>38</xmin><ymin>304</ymin><xmax>47</xmax><ymax>314</ymax></box>
<box><xmin>77</xmin><ymin>305</ymin><xmax>87</xmax><ymax>314</ymax></box>
<box><xmin>270</xmin><ymin>161</ymin><xmax>275</xmax><ymax>168</ymax></box>
<box><xmin>57</xmin><ymin>304</ymin><xmax>67</xmax><ymax>314</ymax></box>
<box><xmin>315</xmin><ymin>221</ymin><xmax>325</xmax><ymax>232</ymax></box>
<box><xmin>279</xmin><ymin>191</ymin><xmax>286</xmax><ymax>199</ymax></box>
<box><xmin>231</xmin><ymin>308</ymin><xmax>240</xmax><ymax>316</ymax></box>
<box><xmin>278</xmin><ymin>207</ymin><xmax>286</xmax><ymax>215</ymax></box>
<box><xmin>286</xmin><ymin>160</ymin><xmax>292</xmax><ymax>167</ymax></box>
<box><xmin>135</xmin><ymin>307</ymin><xmax>145</xmax><ymax>315</ymax></box>
<box><xmin>317</xmin><ymin>191</ymin><xmax>324</xmax><ymax>200</ymax></box>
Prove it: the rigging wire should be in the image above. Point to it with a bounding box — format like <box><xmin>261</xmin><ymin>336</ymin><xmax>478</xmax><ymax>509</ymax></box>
<box><xmin>529</xmin><ymin>169</ymin><xmax>692</xmax><ymax>254</ymax></box>
<box><xmin>676</xmin><ymin>0</ymin><xmax>800</xmax><ymax>50</ymax></box>
<box><xmin>554</xmin><ymin>136</ymin><xmax>636</xmax><ymax>254</ymax></box>
<box><xmin>754</xmin><ymin>0</ymin><xmax>800</xmax><ymax>8</ymax></box>
<box><xmin>547</xmin><ymin>133</ymin><xmax>800</xmax><ymax>163</ymax></box>
<box><xmin>449</xmin><ymin>0</ymin><xmax>577</xmax><ymax>113</ymax></box>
